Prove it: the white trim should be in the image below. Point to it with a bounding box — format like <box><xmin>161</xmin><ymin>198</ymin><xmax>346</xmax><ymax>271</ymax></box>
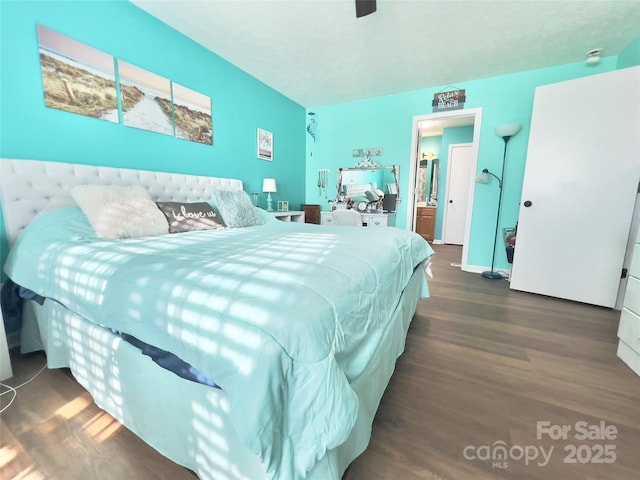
<box><xmin>407</xmin><ymin>108</ymin><xmax>483</xmax><ymax>270</ymax></box>
<box><xmin>407</xmin><ymin>124</ymin><xmax>421</xmax><ymax>232</ymax></box>
<box><xmin>617</xmin><ymin>341</ymin><xmax>640</xmax><ymax>377</ymax></box>
<box><xmin>461</xmin><ymin>264</ymin><xmax>511</xmax><ymax>279</ymax></box>
<box><xmin>460</xmin><ymin>264</ymin><xmax>487</xmax><ymax>274</ymax></box>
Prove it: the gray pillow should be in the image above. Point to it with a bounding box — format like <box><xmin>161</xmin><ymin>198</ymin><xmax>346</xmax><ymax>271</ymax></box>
<box><xmin>156</xmin><ymin>201</ymin><xmax>225</xmax><ymax>233</ymax></box>
<box><xmin>210</xmin><ymin>190</ymin><xmax>264</xmax><ymax>228</ymax></box>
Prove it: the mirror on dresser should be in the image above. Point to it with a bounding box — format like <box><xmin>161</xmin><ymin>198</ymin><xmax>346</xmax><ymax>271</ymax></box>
<box><xmin>322</xmin><ymin>158</ymin><xmax>400</xmax><ymax>227</ymax></box>
<box><xmin>336</xmin><ymin>160</ymin><xmax>400</xmax><ymax>212</ymax></box>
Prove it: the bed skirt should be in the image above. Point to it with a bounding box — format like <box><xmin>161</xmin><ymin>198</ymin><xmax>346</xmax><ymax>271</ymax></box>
<box><xmin>20</xmin><ymin>267</ymin><xmax>428</xmax><ymax>480</ymax></box>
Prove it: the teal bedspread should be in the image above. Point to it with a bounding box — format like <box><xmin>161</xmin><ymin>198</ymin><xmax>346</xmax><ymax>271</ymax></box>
<box><xmin>5</xmin><ymin>207</ymin><xmax>433</xmax><ymax>479</ymax></box>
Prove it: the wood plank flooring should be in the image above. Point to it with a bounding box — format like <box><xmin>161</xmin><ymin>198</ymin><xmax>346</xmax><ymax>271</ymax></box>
<box><xmin>2</xmin><ymin>244</ymin><xmax>639</xmax><ymax>479</ymax></box>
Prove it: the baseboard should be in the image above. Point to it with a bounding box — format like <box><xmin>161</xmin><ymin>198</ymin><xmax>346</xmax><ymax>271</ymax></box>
<box><xmin>461</xmin><ymin>264</ymin><xmax>487</xmax><ymax>274</ymax></box>
<box><xmin>431</xmin><ymin>244</ymin><xmax>510</xmax><ymax>278</ymax></box>
<box><xmin>461</xmin><ymin>264</ymin><xmax>512</xmax><ymax>280</ymax></box>
<box><xmin>617</xmin><ymin>341</ymin><xmax>640</xmax><ymax>378</ymax></box>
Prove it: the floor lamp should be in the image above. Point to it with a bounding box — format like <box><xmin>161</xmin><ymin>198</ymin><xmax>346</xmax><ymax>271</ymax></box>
<box><xmin>479</xmin><ymin>123</ymin><xmax>521</xmax><ymax>279</ymax></box>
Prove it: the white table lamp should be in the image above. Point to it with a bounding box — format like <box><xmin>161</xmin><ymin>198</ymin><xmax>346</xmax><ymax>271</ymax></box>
<box><xmin>262</xmin><ymin>178</ymin><xmax>277</xmax><ymax>211</ymax></box>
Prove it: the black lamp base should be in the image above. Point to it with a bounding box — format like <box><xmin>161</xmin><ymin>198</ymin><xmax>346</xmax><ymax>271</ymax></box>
<box><xmin>481</xmin><ymin>271</ymin><xmax>504</xmax><ymax>279</ymax></box>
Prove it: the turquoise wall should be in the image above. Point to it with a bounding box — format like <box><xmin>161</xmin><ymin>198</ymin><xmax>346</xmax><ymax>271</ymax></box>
<box><xmin>420</xmin><ymin>136</ymin><xmax>442</xmax><ymax>159</ymax></box>
<box><xmin>618</xmin><ymin>35</ymin><xmax>640</xmax><ymax>68</ymax></box>
<box><xmin>305</xmin><ymin>58</ymin><xmax>618</xmax><ymax>270</ymax></box>
<box><xmin>0</xmin><ymin>0</ymin><xmax>305</xmax><ymax>277</ymax></box>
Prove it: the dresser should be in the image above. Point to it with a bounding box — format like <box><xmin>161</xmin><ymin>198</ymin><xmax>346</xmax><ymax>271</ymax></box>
<box><xmin>320</xmin><ymin>211</ymin><xmax>396</xmax><ymax>227</ymax></box>
<box><xmin>416</xmin><ymin>206</ymin><xmax>436</xmax><ymax>241</ymax></box>
<box><xmin>618</xmin><ymin>227</ymin><xmax>640</xmax><ymax>377</ymax></box>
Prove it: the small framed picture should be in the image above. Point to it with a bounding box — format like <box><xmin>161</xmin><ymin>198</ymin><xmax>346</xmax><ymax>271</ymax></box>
<box><xmin>257</xmin><ymin>128</ymin><xmax>273</xmax><ymax>161</ymax></box>
<box><xmin>277</xmin><ymin>201</ymin><xmax>289</xmax><ymax>212</ymax></box>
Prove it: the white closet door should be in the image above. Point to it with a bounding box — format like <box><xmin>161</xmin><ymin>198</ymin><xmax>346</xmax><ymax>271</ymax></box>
<box><xmin>443</xmin><ymin>144</ymin><xmax>473</xmax><ymax>245</ymax></box>
<box><xmin>510</xmin><ymin>66</ymin><xmax>640</xmax><ymax>307</ymax></box>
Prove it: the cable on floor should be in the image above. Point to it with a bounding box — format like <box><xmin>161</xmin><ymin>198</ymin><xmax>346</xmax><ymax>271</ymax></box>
<box><xmin>0</xmin><ymin>359</ymin><xmax>48</xmax><ymax>413</ymax></box>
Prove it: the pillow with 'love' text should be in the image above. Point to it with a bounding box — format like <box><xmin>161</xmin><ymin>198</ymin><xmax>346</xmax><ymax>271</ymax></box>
<box><xmin>155</xmin><ymin>201</ymin><xmax>225</xmax><ymax>233</ymax></box>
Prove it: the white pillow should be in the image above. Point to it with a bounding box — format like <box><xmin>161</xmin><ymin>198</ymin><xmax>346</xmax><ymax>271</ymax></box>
<box><xmin>71</xmin><ymin>185</ymin><xmax>169</xmax><ymax>239</ymax></box>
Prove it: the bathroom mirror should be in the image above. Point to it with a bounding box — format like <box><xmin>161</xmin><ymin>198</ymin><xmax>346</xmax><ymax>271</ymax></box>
<box><xmin>427</xmin><ymin>159</ymin><xmax>438</xmax><ymax>205</ymax></box>
<box><xmin>417</xmin><ymin>158</ymin><xmax>438</xmax><ymax>206</ymax></box>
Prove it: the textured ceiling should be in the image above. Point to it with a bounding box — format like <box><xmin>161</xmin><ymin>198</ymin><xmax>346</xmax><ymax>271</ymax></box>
<box><xmin>131</xmin><ymin>0</ymin><xmax>640</xmax><ymax>107</ymax></box>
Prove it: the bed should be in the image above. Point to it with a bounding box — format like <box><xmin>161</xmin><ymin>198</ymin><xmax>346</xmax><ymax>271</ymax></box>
<box><xmin>0</xmin><ymin>158</ymin><xmax>434</xmax><ymax>480</ymax></box>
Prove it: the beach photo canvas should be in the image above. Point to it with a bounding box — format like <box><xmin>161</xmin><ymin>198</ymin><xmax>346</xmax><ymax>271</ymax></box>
<box><xmin>37</xmin><ymin>25</ymin><xmax>118</xmax><ymax>123</ymax></box>
<box><xmin>257</xmin><ymin>128</ymin><xmax>273</xmax><ymax>161</ymax></box>
<box><xmin>172</xmin><ymin>82</ymin><xmax>213</xmax><ymax>145</ymax></box>
<box><xmin>118</xmin><ymin>60</ymin><xmax>173</xmax><ymax>136</ymax></box>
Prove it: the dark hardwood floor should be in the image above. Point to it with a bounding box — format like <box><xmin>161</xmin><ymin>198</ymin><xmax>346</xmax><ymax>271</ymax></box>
<box><xmin>2</xmin><ymin>244</ymin><xmax>639</xmax><ymax>479</ymax></box>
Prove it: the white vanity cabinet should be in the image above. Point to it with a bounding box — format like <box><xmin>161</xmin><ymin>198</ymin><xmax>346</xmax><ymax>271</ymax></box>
<box><xmin>321</xmin><ymin>211</ymin><xmax>395</xmax><ymax>227</ymax></box>
<box><xmin>360</xmin><ymin>213</ymin><xmax>387</xmax><ymax>227</ymax></box>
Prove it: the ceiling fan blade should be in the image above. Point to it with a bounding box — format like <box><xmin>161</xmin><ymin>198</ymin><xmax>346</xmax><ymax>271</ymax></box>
<box><xmin>355</xmin><ymin>0</ymin><xmax>377</xmax><ymax>18</ymax></box>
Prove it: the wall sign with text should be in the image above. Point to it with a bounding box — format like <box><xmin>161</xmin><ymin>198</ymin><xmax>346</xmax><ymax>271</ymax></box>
<box><xmin>432</xmin><ymin>89</ymin><xmax>466</xmax><ymax>112</ymax></box>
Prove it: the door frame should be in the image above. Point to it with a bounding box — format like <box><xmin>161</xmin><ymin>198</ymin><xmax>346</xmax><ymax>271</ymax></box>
<box><xmin>442</xmin><ymin>143</ymin><xmax>473</xmax><ymax>245</ymax></box>
<box><xmin>407</xmin><ymin>108</ymin><xmax>483</xmax><ymax>271</ymax></box>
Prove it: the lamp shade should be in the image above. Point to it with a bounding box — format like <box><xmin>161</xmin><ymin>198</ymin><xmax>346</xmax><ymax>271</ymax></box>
<box><xmin>495</xmin><ymin>123</ymin><xmax>522</xmax><ymax>139</ymax></box>
<box><xmin>262</xmin><ymin>178</ymin><xmax>277</xmax><ymax>193</ymax></box>
<box><xmin>475</xmin><ymin>171</ymin><xmax>490</xmax><ymax>184</ymax></box>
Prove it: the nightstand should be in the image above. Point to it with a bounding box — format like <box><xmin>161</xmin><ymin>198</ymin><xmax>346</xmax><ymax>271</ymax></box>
<box><xmin>0</xmin><ymin>286</ymin><xmax>13</xmax><ymax>381</ymax></box>
<box><xmin>271</xmin><ymin>211</ymin><xmax>305</xmax><ymax>223</ymax></box>
<box><xmin>301</xmin><ymin>204</ymin><xmax>320</xmax><ymax>225</ymax></box>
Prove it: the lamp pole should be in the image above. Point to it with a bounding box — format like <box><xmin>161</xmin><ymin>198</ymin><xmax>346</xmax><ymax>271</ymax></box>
<box><xmin>482</xmin><ymin>135</ymin><xmax>511</xmax><ymax>279</ymax></box>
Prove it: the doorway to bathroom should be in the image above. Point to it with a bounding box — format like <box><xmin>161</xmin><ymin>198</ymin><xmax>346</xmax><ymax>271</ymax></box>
<box><xmin>407</xmin><ymin>108</ymin><xmax>483</xmax><ymax>269</ymax></box>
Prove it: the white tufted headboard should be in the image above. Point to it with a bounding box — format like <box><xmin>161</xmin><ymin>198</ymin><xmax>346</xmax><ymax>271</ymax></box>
<box><xmin>0</xmin><ymin>159</ymin><xmax>244</xmax><ymax>245</ymax></box>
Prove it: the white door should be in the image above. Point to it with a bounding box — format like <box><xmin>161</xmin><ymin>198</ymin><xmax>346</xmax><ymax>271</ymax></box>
<box><xmin>510</xmin><ymin>66</ymin><xmax>640</xmax><ymax>308</ymax></box>
<box><xmin>443</xmin><ymin>143</ymin><xmax>473</xmax><ymax>244</ymax></box>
